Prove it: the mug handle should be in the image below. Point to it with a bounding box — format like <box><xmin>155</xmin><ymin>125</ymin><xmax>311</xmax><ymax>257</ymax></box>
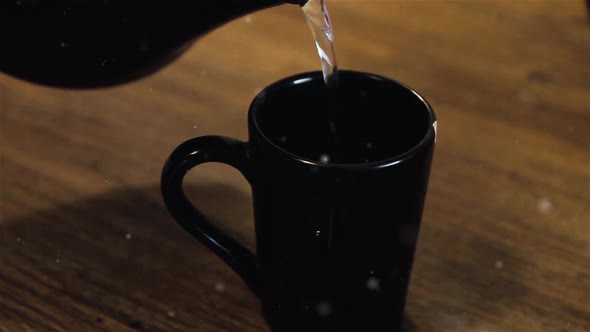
<box><xmin>160</xmin><ymin>135</ymin><xmax>260</xmax><ymax>296</ymax></box>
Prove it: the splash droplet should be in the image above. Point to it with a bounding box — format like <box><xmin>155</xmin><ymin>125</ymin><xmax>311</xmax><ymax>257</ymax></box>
<box><xmin>366</xmin><ymin>276</ymin><xmax>381</xmax><ymax>292</ymax></box>
<box><xmin>316</xmin><ymin>301</ymin><xmax>332</xmax><ymax>317</ymax></box>
<box><xmin>537</xmin><ymin>197</ymin><xmax>553</xmax><ymax>214</ymax></box>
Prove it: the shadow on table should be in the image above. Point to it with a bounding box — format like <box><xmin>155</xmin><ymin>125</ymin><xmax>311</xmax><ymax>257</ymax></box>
<box><xmin>1</xmin><ymin>183</ymin><xmax>526</xmax><ymax>331</ymax></box>
<box><xmin>1</xmin><ymin>183</ymin><xmax>263</xmax><ymax>332</ymax></box>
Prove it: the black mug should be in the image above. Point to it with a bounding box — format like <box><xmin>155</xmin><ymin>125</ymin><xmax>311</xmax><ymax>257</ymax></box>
<box><xmin>161</xmin><ymin>70</ymin><xmax>436</xmax><ymax>331</ymax></box>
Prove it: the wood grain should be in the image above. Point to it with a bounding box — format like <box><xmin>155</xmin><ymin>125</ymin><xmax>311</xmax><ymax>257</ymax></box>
<box><xmin>1</xmin><ymin>1</ymin><xmax>589</xmax><ymax>331</ymax></box>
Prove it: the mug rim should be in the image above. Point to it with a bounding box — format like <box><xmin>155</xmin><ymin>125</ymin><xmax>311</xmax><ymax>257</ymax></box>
<box><xmin>249</xmin><ymin>69</ymin><xmax>437</xmax><ymax>169</ymax></box>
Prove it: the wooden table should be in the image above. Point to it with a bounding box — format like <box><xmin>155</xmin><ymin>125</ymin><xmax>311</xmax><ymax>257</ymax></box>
<box><xmin>1</xmin><ymin>1</ymin><xmax>589</xmax><ymax>331</ymax></box>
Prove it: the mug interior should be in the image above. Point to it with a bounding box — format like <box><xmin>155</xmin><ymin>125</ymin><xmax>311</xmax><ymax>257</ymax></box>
<box><xmin>251</xmin><ymin>70</ymin><xmax>435</xmax><ymax>165</ymax></box>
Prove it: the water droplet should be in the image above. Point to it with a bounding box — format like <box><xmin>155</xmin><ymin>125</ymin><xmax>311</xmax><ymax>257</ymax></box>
<box><xmin>148</xmin><ymin>87</ymin><xmax>153</xmax><ymax>92</ymax></box>
<box><xmin>168</xmin><ymin>311</ymin><xmax>176</xmax><ymax>318</ymax></box>
<box><xmin>125</xmin><ymin>233</ymin><xmax>132</xmax><ymax>240</ymax></box>
<box><xmin>366</xmin><ymin>276</ymin><xmax>381</xmax><ymax>292</ymax></box>
<box><xmin>60</xmin><ymin>42</ymin><xmax>68</xmax><ymax>48</ymax></box>
<box><xmin>315</xmin><ymin>230</ymin><xmax>321</xmax><ymax>236</ymax></box>
<box><xmin>16</xmin><ymin>237</ymin><xmax>21</xmax><ymax>243</ymax></box>
<box><xmin>215</xmin><ymin>282</ymin><xmax>225</xmax><ymax>292</ymax></box>
<box><xmin>537</xmin><ymin>197</ymin><xmax>553</xmax><ymax>214</ymax></box>
<box><xmin>56</xmin><ymin>259</ymin><xmax>60</xmax><ymax>263</ymax></box>
<box><xmin>316</xmin><ymin>301</ymin><xmax>332</xmax><ymax>317</ymax></box>
<box><xmin>365</xmin><ymin>142</ymin><xmax>373</xmax><ymax>149</ymax></box>
<box><xmin>244</xmin><ymin>15</ymin><xmax>253</xmax><ymax>23</ymax></box>
<box><xmin>193</xmin><ymin>125</ymin><xmax>197</xmax><ymax>129</ymax></box>
<box><xmin>495</xmin><ymin>260</ymin><xmax>504</xmax><ymax>269</ymax></box>
<box><xmin>319</xmin><ymin>154</ymin><xmax>330</xmax><ymax>164</ymax></box>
